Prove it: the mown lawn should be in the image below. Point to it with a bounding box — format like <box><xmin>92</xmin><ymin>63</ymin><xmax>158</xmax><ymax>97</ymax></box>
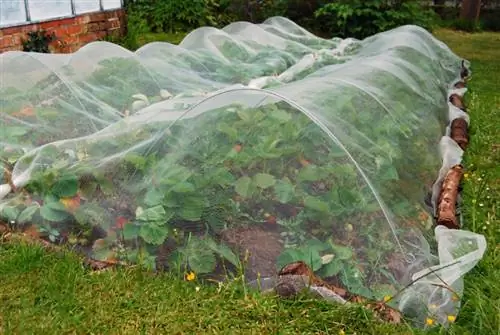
<box><xmin>0</xmin><ymin>28</ymin><xmax>498</xmax><ymax>335</ymax></box>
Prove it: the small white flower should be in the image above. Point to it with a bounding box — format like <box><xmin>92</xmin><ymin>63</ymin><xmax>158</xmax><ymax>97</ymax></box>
<box><xmin>479</xmin><ymin>203</ymin><xmax>484</xmax><ymax>207</ymax></box>
<box><xmin>195</xmin><ymin>286</ymin><xmax>200</xmax><ymax>292</ymax></box>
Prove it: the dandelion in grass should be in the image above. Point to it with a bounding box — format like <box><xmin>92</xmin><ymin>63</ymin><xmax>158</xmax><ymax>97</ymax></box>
<box><xmin>185</xmin><ymin>271</ymin><xmax>196</xmax><ymax>281</ymax></box>
<box><xmin>426</xmin><ymin>317</ymin><xmax>434</xmax><ymax>326</ymax></box>
<box><xmin>447</xmin><ymin>315</ymin><xmax>456</xmax><ymax>323</ymax></box>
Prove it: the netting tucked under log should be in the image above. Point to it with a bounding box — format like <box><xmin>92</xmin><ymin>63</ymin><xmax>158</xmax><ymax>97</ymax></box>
<box><xmin>0</xmin><ymin>17</ymin><xmax>487</xmax><ymax>329</ymax></box>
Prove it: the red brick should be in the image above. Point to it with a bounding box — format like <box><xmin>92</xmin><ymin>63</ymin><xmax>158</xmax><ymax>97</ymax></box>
<box><xmin>0</xmin><ymin>37</ymin><xmax>13</xmax><ymax>48</ymax></box>
<box><xmin>41</xmin><ymin>20</ymin><xmax>61</xmax><ymax>30</ymax></box>
<box><xmin>87</xmin><ymin>23</ymin><xmax>101</xmax><ymax>32</ymax></box>
<box><xmin>96</xmin><ymin>31</ymin><xmax>107</xmax><ymax>39</ymax></box>
<box><xmin>100</xmin><ymin>22</ymin><xmax>111</xmax><ymax>30</ymax></box>
<box><xmin>76</xmin><ymin>15</ymin><xmax>91</xmax><ymax>24</ymax></box>
<box><xmin>11</xmin><ymin>34</ymin><xmax>23</xmax><ymax>45</ymax></box>
<box><xmin>52</xmin><ymin>26</ymin><xmax>69</xmax><ymax>38</ymax></box>
<box><xmin>66</xmin><ymin>24</ymin><xmax>83</xmax><ymax>36</ymax></box>
<box><xmin>79</xmin><ymin>33</ymin><xmax>98</xmax><ymax>44</ymax></box>
<box><xmin>2</xmin><ymin>26</ymin><xmax>23</xmax><ymax>35</ymax></box>
<box><xmin>62</xmin><ymin>35</ymin><xmax>80</xmax><ymax>45</ymax></box>
<box><xmin>88</xmin><ymin>12</ymin><xmax>106</xmax><ymax>23</ymax></box>
<box><xmin>54</xmin><ymin>18</ymin><xmax>76</xmax><ymax>26</ymax></box>
<box><xmin>109</xmin><ymin>20</ymin><xmax>121</xmax><ymax>29</ymax></box>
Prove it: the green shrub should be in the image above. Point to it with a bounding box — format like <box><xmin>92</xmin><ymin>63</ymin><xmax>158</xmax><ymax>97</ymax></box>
<box><xmin>314</xmin><ymin>0</ymin><xmax>438</xmax><ymax>39</ymax></box>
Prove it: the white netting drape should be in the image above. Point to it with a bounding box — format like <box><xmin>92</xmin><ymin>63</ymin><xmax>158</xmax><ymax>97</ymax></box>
<box><xmin>0</xmin><ymin>17</ymin><xmax>486</xmax><ymax>327</ymax></box>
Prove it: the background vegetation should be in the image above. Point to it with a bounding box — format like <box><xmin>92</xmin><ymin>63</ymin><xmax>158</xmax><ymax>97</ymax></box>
<box><xmin>119</xmin><ymin>0</ymin><xmax>500</xmax><ymax>49</ymax></box>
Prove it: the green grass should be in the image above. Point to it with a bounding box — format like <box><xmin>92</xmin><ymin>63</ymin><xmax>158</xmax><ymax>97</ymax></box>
<box><xmin>1</xmin><ymin>28</ymin><xmax>499</xmax><ymax>335</ymax></box>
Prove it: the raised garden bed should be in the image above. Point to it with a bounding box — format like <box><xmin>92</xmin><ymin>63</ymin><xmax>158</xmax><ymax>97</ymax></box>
<box><xmin>0</xmin><ymin>17</ymin><xmax>486</xmax><ymax>329</ymax></box>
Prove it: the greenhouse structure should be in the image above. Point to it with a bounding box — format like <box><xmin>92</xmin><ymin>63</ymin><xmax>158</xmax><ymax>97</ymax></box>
<box><xmin>0</xmin><ymin>14</ymin><xmax>487</xmax><ymax>329</ymax></box>
<box><xmin>0</xmin><ymin>0</ymin><xmax>122</xmax><ymax>27</ymax></box>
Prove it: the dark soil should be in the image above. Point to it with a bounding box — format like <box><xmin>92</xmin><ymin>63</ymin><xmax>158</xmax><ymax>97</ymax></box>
<box><xmin>220</xmin><ymin>224</ymin><xmax>284</xmax><ymax>280</ymax></box>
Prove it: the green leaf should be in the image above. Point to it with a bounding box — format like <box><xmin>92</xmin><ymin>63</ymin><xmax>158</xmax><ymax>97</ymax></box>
<box><xmin>297</xmin><ymin>165</ymin><xmax>325</xmax><ymax>182</ymax></box>
<box><xmin>217</xmin><ymin>123</ymin><xmax>238</xmax><ymax>140</ymax></box>
<box><xmin>277</xmin><ymin>248</ymin><xmax>323</xmax><ymax>272</ymax></box>
<box><xmin>269</xmin><ymin>109</ymin><xmax>292</xmax><ymax>123</ymax></box>
<box><xmin>320</xmin><ymin>259</ymin><xmax>343</xmax><ymax>277</ymax></box>
<box><xmin>139</xmin><ymin>222</ymin><xmax>168</xmax><ymax>245</ymax></box>
<box><xmin>122</xmin><ymin>222</ymin><xmax>140</xmax><ymax>240</ymax></box>
<box><xmin>179</xmin><ymin>196</ymin><xmax>207</xmax><ymax>221</ymax></box>
<box><xmin>74</xmin><ymin>203</ymin><xmax>111</xmax><ymax>229</ymax></box>
<box><xmin>234</xmin><ymin>176</ymin><xmax>252</xmax><ymax>198</ymax></box>
<box><xmin>212</xmin><ymin>169</ymin><xmax>235</xmax><ymax>187</ymax></box>
<box><xmin>274</xmin><ymin>178</ymin><xmax>295</xmax><ymax>204</ymax></box>
<box><xmin>205</xmin><ymin>238</ymin><xmax>240</xmax><ymax>267</ymax></box>
<box><xmin>17</xmin><ymin>205</ymin><xmax>40</xmax><ymax>224</ymax></box>
<box><xmin>172</xmin><ymin>181</ymin><xmax>195</xmax><ymax>193</ymax></box>
<box><xmin>2</xmin><ymin>206</ymin><xmax>20</xmax><ymax>222</ymax></box>
<box><xmin>331</xmin><ymin>244</ymin><xmax>353</xmax><ymax>260</ymax></box>
<box><xmin>40</xmin><ymin>202</ymin><xmax>69</xmax><ymax>222</ymax></box>
<box><xmin>304</xmin><ymin>196</ymin><xmax>329</xmax><ymax>213</ymax></box>
<box><xmin>52</xmin><ymin>174</ymin><xmax>79</xmax><ymax>197</ymax></box>
<box><xmin>254</xmin><ymin>173</ymin><xmax>276</xmax><ymax>189</ymax></box>
<box><xmin>381</xmin><ymin>165</ymin><xmax>399</xmax><ymax>180</ymax></box>
<box><xmin>188</xmin><ymin>250</ymin><xmax>217</xmax><ymax>274</ymax></box>
<box><xmin>137</xmin><ymin>205</ymin><xmax>172</xmax><ymax>223</ymax></box>
<box><xmin>124</xmin><ymin>153</ymin><xmax>147</xmax><ymax>170</ymax></box>
<box><xmin>144</xmin><ymin>188</ymin><xmax>164</xmax><ymax>206</ymax></box>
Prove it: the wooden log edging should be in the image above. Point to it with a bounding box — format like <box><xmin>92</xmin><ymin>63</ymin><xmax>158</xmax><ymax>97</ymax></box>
<box><xmin>435</xmin><ymin>61</ymin><xmax>471</xmax><ymax>230</ymax></box>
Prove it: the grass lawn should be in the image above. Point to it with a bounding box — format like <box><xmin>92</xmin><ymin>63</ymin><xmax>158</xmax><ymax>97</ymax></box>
<box><xmin>1</xmin><ymin>28</ymin><xmax>499</xmax><ymax>335</ymax></box>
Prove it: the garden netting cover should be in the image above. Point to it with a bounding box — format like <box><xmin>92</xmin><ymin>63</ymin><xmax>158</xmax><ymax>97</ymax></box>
<box><xmin>0</xmin><ymin>17</ymin><xmax>487</xmax><ymax>327</ymax></box>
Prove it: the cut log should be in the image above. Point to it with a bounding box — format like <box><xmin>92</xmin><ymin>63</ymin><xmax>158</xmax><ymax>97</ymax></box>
<box><xmin>460</xmin><ymin>60</ymin><xmax>470</xmax><ymax>79</ymax></box>
<box><xmin>449</xmin><ymin>93</ymin><xmax>466</xmax><ymax>111</ymax></box>
<box><xmin>450</xmin><ymin>118</ymin><xmax>469</xmax><ymax>150</ymax></box>
<box><xmin>277</xmin><ymin>261</ymin><xmax>402</xmax><ymax>324</ymax></box>
<box><xmin>437</xmin><ymin>165</ymin><xmax>463</xmax><ymax>229</ymax></box>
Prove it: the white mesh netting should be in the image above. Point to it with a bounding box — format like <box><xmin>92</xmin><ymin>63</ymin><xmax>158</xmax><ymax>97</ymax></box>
<box><xmin>0</xmin><ymin>17</ymin><xmax>486</xmax><ymax>328</ymax></box>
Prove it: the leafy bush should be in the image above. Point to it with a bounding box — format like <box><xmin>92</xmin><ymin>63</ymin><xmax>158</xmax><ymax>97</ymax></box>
<box><xmin>123</xmin><ymin>0</ymin><xmax>235</xmax><ymax>49</ymax></box>
<box><xmin>22</xmin><ymin>30</ymin><xmax>57</xmax><ymax>53</ymax></box>
<box><xmin>314</xmin><ymin>0</ymin><xmax>438</xmax><ymax>39</ymax></box>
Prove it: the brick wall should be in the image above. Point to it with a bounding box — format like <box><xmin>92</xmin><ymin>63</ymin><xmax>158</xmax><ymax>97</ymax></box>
<box><xmin>0</xmin><ymin>9</ymin><xmax>126</xmax><ymax>54</ymax></box>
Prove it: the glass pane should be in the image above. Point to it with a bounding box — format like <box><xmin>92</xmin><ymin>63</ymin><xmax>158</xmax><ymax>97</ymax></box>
<box><xmin>102</xmin><ymin>0</ymin><xmax>121</xmax><ymax>10</ymax></box>
<box><xmin>0</xmin><ymin>0</ymin><xmax>27</xmax><ymax>26</ymax></box>
<box><xmin>28</xmin><ymin>0</ymin><xmax>72</xmax><ymax>21</ymax></box>
<box><xmin>74</xmin><ymin>0</ymin><xmax>99</xmax><ymax>14</ymax></box>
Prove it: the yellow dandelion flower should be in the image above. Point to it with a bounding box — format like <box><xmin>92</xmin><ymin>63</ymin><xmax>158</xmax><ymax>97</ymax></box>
<box><xmin>426</xmin><ymin>318</ymin><xmax>434</xmax><ymax>326</ymax></box>
<box><xmin>447</xmin><ymin>315</ymin><xmax>456</xmax><ymax>323</ymax></box>
<box><xmin>383</xmin><ymin>295</ymin><xmax>392</xmax><ymax>302</ymax></box>
<box><xmin>463</xmin><ymin>173</ymin><xmax>469</xmax><ymax>179</ymax></box>
<box><xmin>185</xmin><ymin>271</ymin><xmax>196</xmax><ymax>281</ymax></box>
<box><xmin>339</xmin><ymin>330</ymin><xmax>345</xmax><ymax>335</ymax></box>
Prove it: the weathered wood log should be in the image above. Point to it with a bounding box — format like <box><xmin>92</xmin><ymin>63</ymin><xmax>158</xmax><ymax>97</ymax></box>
<box><xmin>450</xmin><ymin>118</ymin><xmax>469</xmax><ymax>150</ymax></box>
<box><xmin>449</xmin><ymin>93</ymin><xmax>466</xmax><ymax>111</ymax></box>
<box><xmin>277</xmin><ymin>261</ymin><xmax>402</xmax><ymax>324</ymax></box>
<box><xmin>460</xmin><ymin>60</ymin><xmax>469</xmax><ymax>79</ymax></box>
<box><xmin>278</xmin><ymin>261</ymin><xmax>348</xmax><ymax>297</ymax></box>
<box><xmin>437</xmin><ymin>165</ymin><xmax>463</xmax><ymax>229</ymax></box>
